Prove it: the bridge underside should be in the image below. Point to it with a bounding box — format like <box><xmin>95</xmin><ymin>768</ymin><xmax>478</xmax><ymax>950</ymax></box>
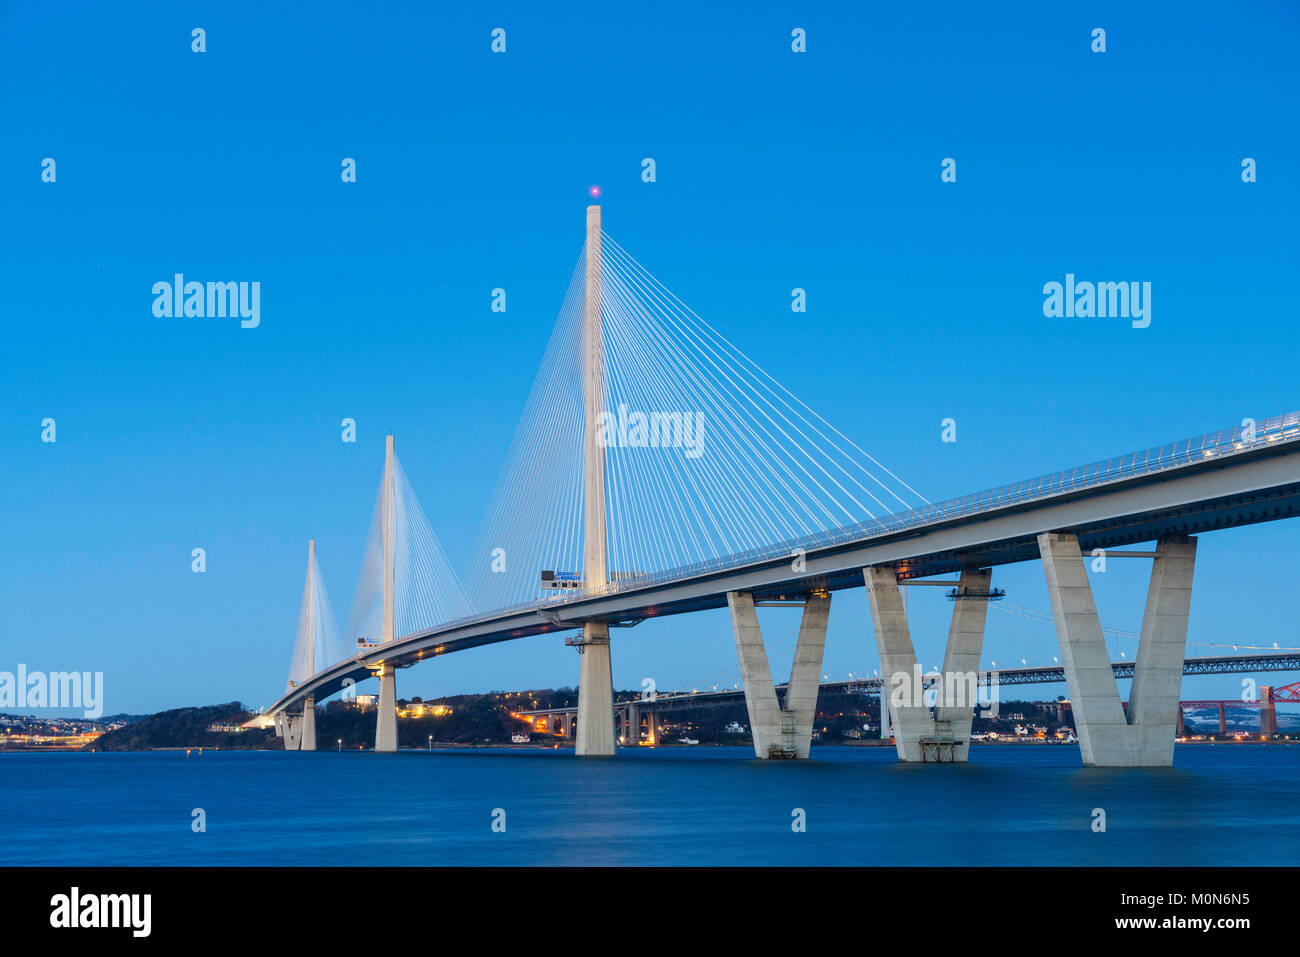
<box><xmin>610</xmin><ymin>479</ymin><xmax>1300</xmax><ymax>620</ymax></box>
<box><xmin>268</xmin><ymin>485</ymin><xmax>1300</xmax><ymax>716</ymax></box>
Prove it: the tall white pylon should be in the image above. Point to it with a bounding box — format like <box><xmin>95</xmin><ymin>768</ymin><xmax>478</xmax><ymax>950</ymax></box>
<box><xmin>279</xmin><ymin>538</ymin><xmax>326</xmax><ymax>751</ymax></box>
<box><xmin>576</xmin><ymin>205</ymin><xmax>616</xmax><ymax>757</ymax></box>
<box><xmin>375</xmin><ymin>435</ymin><xmax>399</xmax><ymax>752</ymax></box>
<box><xmin>301</xmin><ymin>540</ymin><xmax>318</xmax><ymax>751</ymax></box>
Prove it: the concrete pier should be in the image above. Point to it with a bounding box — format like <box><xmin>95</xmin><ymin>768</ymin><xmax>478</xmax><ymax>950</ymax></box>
<box><xmin>786</xmin><ymin>595</ymin><xmax>831</xmax><ymax>758</ymax></box>
<box><xmin>625</xmin><ymin>701</ymin><xmax>640</xmax><ymax>745</ymax></box>
<box><xmin>375</xmin><ymin>662</ymin><xmax>398</xmax><ymax>752</ymax></box>
<box><xmin>864</xmin><ymin>567</ymin><xmax>935</xmax><ymax>762</ymax></box>
<box><xmin>278</xmin><ymin>711</ymin><xmax>304</xmax><ymax>751</ymax></box>
<box><xmin>1261</xmin><ymin>688</ymin><xmax>1277</xmax><ymax>734</ymax></box>
<box><xmin>726</xmin><ymin>590</ymin><xmax>830</xmax><ymax>758</ymax></box>
<box><xmin>864</xmin><ymin>566</ymin><xmax>992</xmax><ymax>762</ymax></box>
<box><xmin>728</xmin><ymin>591</ymin><xmax>785</xmax><ymax>756</ymax></box>
<box><xmin>933</xmin><ymin>568</ymin><xmax>992</xmax><ymax>762</ymax></box>
<box><xmin>576</xmin><ymin>623</ymin><xmax>614</xmax><ymax>754</ymax></box>
<box><xmin>301</xmin><ymin>695</ymin><xmax>317</xmax><ymax>751</ymax></box>
<box><xmin>1038</xmin><ymin>531</ymin><xmax>1196</xmax><ymax>766</ymax></box>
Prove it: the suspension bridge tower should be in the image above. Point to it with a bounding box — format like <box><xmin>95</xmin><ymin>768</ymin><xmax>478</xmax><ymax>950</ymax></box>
<box><xmin>300</xmin><ymin>540</ymin><xmax>318</xmax><ymax>751</ymax></box>
<box><xmin>374</xmin><ymin>434</ymin><xmax>400</xmax><ymax>752</ymax></box>
<box><xmin>276</xmin><ymin>538</ymin><xmax>322</xmax><ymax>751</ymax></box>
<box><xmin>575</xmin><ymin>204</ymin><xmax>616</xmax><ymax>756</ymax></box>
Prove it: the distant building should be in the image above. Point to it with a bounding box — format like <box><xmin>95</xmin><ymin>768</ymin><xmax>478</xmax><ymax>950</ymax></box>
<box><xmin>399</xmin><ymin>703</ymin><xmax>452</xmax><ymax>718</ymax></box>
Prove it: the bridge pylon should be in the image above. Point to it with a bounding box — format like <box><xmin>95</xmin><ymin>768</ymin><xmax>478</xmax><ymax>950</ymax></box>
<box><xmin>865</xmin><ymin>566</ymin><xmax>993</xmax><ymax>762</ymax></box>
<box><xmin>375</xmin><ymin>435</ymin><xmax>400</xmax><ymax>752</ymax></box>
<box><xmin>278</xmin><ymin>539</ymin><xmax>326</xmax><ymax>751</ymax></box>
<box><xmin>301</xmin><ymin>540</ymin><xmax>319</xmax><ymax>751</ymax></box>
<box><xmin>1038</xmin><ymin>532</ymin><xmax>1196</xmax><ymax>766</ymax></box>
<box><xmin>727</xmin><ymin>590</ymin><xmax>831</xmax><ymax>759</ymax></box>
<box><xmin>575</xmin><ymin>204</ymin><xmax>616</xmax><ymax>757</ymax></box>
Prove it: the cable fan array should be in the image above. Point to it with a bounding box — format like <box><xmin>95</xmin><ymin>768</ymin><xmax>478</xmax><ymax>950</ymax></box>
<box><xmin>343</xmin><ymin>452</ymin><xmax>472</xmax><ymax>653</ymax></box>
<box><xmin>287</xmin><ymin>545</ymin><xmax>344</xmax><ymax>687</ymax></box>
<box><xmin>465</xmin><ymin>245</ymin><xmax>589</xmax><ymax>612</ymax></box>
<box><xmin>291</xmin><ymin>226</ymin><xmax>928</xmax><ymax>679</ymax></box>
<box><xmin>465</xmin><ymin>230</ymin><xmax>927</xmax><ymax>611</ymax></box>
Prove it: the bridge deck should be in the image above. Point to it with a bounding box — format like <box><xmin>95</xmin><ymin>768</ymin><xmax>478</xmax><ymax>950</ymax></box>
<box><xmin>268</xmin><ymin>414</ymin><xmax>1300</xmax><ymax>717</ymax></box>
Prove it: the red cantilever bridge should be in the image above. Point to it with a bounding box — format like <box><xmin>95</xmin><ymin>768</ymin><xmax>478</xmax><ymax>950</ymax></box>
<box><xmin>1180</xmin><ymin>680</ymin><xmax>1300</xmax><ymax>736</ymax></box>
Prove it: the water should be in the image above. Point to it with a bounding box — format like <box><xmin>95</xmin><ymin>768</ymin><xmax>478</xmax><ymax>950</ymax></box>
<box><xmin>2</xmin><ymin>745</ymin><xmax>1297</xmax><ymax>866</ymax></box>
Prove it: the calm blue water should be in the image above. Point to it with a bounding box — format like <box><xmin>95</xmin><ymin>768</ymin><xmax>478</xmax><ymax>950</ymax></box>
<box><xmin>2</xmin><ymin>745</ymin><xmax>1297</xmax><ymax>866</ymax></box>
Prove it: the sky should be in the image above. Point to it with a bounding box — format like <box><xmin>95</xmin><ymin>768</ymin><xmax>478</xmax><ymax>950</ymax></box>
<box><xmin>2</xmin><ymin>1</ymin><xmax>1298</xmax><ymax>716</ymax></box>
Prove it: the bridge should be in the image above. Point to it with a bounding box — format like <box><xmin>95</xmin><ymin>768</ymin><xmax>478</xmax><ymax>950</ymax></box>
<box><xmin>267</xmin><ymin>204</ymin><xmax>1300</xmax><ymax>767</ymax></box>
<box><xmin>514</xmin><ymin>655</ymin><xmax>1300</xmax><ymax>746</ymax></box>
<box><xmin>1179</xmin><ymin>680</ymin><xmax>1300</xmax><ymax>736</ymax></box>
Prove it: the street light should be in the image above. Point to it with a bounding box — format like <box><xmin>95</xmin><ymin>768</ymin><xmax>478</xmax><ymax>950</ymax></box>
<box><xmin>427</xmin><ymin>735</ymin><xmax>432</xmax><ymax>751</ymax></box>
<box><xmin>337</xmin><ymin>738</ymin><xmax>341</xmax><ymax>752</ymax></box>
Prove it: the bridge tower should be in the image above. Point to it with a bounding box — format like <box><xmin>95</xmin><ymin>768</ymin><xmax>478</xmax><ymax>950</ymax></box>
<box><xmin>575</xmin><ymin>204</ymin><xmax>616</xmax><ymax>757</ymax></box>
<box><xmin>300</xmin><ymin>540</ymin><xmax>318</xmax><ymax>751</ymax></box>
<box><xmin>275</xmin><ymin>538</ymin><xmax>323</xmax><ymax>751</ymax></box>
<box><xmin>375</xmin><ymin>435</ymin><xmax>400</xmax><ymax>752</ymax></box>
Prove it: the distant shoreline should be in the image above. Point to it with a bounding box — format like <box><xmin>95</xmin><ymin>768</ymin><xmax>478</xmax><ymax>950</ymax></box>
<box><xmin>4</xmin><ymin>738</ymin><xmax>1297</xmax><ymax>754</ymax></box>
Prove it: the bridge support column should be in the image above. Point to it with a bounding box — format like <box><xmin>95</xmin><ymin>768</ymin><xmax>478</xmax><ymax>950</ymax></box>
<box><xmin>626</xmin><ymin>701</ymin><xmax>640</xmax><ymax>745</ymax></box>
<box><xmin>375</xmin><ymin>662</ymin><xmax>399</xmax><ymax>752</ymax></box>
<box><xmin>727</xmin><ymin>590</ymin><xmax>830</xmax><ymax>759</ymax></box>
<box><xmin>865</xmin><ymin>567</ymin><xmax>930</xmax><ymax>761</ymax></box>
<box><xmin>1261</xmin><ymin>688</ymin><xmax>1277</xmax><ymax>735</ymax></box>
<box><xmin>277</xmin><ymin>711</ymin><xmax>305</xmax><ymax>751</ymax></box>
<box><xmin>646</xmin><ymin>710</ymin><xmax>658</xmax><ymax>746</ymax></box>
<box><xmin>300</xmin><ymin>695</ymin><xmax>317</xmax><ymax>751</ymax></box>
<box><xmin>864</xmin><ymin>566</ymin><xmax>991</xmax><ymax>762</ymax></box>
<box><xmin>1038</xmin><ymin>532</ymin><xmax>1196</xmax><ymax>766</ymax></box>
<box><xmin>934</xmin><ymin>568</ymin><xmax>992</xmax><ymax>762</ymax></box>
<box><xmin>576</xmin><ymin>622</ymin><xmax>615</xmax><ymax>755</ymax></box>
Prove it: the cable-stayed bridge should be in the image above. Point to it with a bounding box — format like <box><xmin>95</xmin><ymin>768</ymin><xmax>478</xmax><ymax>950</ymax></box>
<box><xmin>267</xmin><ymin>205</ymin><xmax>1300</xmax><ymax>767</ymax></box>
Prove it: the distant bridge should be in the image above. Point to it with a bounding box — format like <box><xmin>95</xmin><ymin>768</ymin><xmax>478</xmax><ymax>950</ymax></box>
<box><xmin>514</xmin><ymin>653</ymin><xmax>1300</xmax><ymax>742</ymax></box>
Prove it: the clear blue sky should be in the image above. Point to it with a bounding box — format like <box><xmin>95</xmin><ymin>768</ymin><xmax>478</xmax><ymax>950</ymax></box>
<box><xmin>2</xmin><ymin>1</ymin><xmax>1298</xmax><ymax>715</ymax></box>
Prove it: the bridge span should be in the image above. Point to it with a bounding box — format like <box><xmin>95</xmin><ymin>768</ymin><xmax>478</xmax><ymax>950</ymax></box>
<box><xmin>267</xmin><ymin>205</ymin><xmax>1300</xmax><ymax>768</ymax></box>
<box><xmin>271</xmin><ymin>409</ymin><xmax>1300</xmax><ymax>764</ymax></box>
